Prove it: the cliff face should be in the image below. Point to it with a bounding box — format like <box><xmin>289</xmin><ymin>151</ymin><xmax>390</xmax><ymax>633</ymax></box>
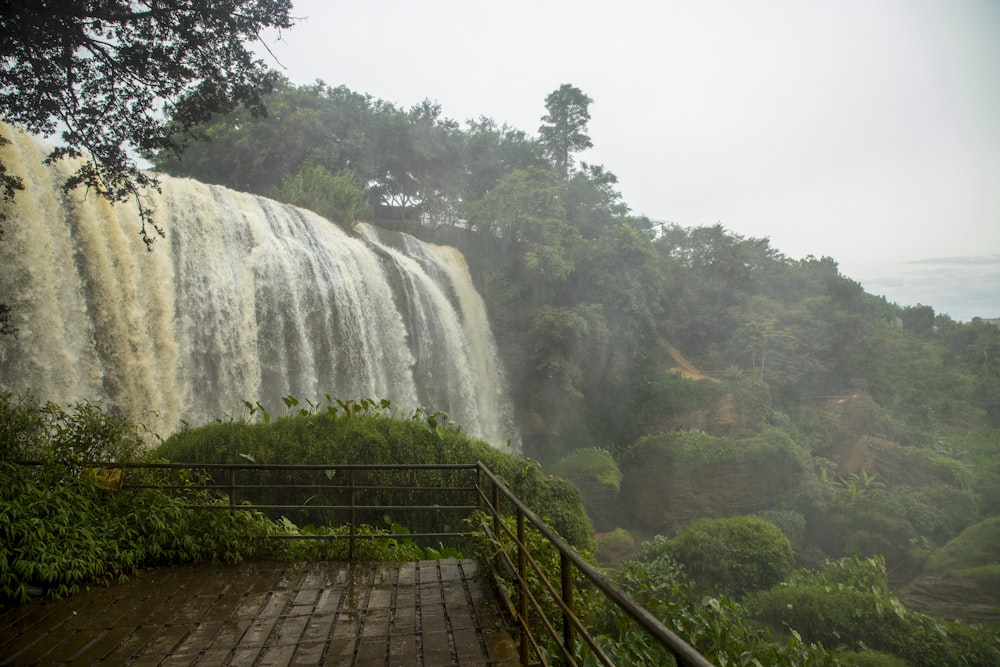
<box><xmin>620</xmin><ymin>430</ymin><xmax>810</xmax><ymax>535</ymax></box>
<box><xmin>624</xmin><ymin>456</ymin><xmax>800</xmax><ymax>533</ymax></box>
<box><xmin>898</xmin><ymin>575</ymin><xmax>1000</xmax><ymax>624</ymax></box>
<box><xmin>640</xmin><ymin>337</ymin><xmax>747</xmax><ymax>436</ymax></box>
<box><xmin>644</xmin><ymin>392</ymin><xmax>741</xmax><ymax>434</ymax></box>
<box><xmin>804</xmin><ymin>393</ymin><xmax>1000</xmax><ymax>622</ymax></box>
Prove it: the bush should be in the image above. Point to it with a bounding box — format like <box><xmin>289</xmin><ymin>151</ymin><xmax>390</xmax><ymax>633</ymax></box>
<box><xmin>154</xmin><ymin>402</ymin><xmax>595</xmax><ymax>551</ymax></box>
<box><xmin>549</xmin><ymin>447</ymin><xmax>622</xmax><ymax>492</ymax></box>
<box><xmin>926</xmin><ymin>516</ymin><xmax>1000</xmax><ymax>575</ymax></box>
<box><xmin>755</xmin><ymin>509</ymin><xmax>807</xmax><ymax>548</ymax></box>
<box><xmin>745</xmin><ymin>556</ymin><xmax>1000</xmax><ymax>667</ymax></box>
<box><xmin>0</xmin><ymin>462</ymin><xmax>280</xmax><ymax>603</ymax></box>
<box><xmin>607</xmin><ymin>541</ymin><xmax>840</xmax><ymax>666</ymax></box>
<box><xmin>646</xmin><ymin>516</ymin><xmax>795</xmax><ymax>597</ymax></box>
<box><xmin>619</xmin><ymin>428</ymin><xmax>811</xmax><ymax>531</ymax></box>
<box><xmin>0</xmin><ymin>392</ymin><xmax>147</xmax><ymax>464</ymax></box>
<box><xmin>849</xmin><ymin>651</ymin><xmax>910</xmax><ymax>667</ymax></box>
<box><xmin>272</xmin><ymin>163</ymin><xmax>371</xmax><ymax>223</ymax></box>
<box><xmin>925</xmin><ymin>516</ymin><xmax>1000</xmax><ymax>596</ymax></box>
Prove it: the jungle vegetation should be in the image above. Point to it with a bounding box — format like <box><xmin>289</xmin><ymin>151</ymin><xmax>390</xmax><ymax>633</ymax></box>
<box><xmin>147</xmin><ymin>78</ymin><xmax>1000</xmax><ymax>663</ymax></box>
<box><xmin>2</xmin><ymin>19</ymin><xmax>998</xmax><ymax>660</ymax></box>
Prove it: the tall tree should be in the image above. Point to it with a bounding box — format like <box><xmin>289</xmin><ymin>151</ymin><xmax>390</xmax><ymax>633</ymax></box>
<box><xmin>538</xmin><ymin>84</ymin><xmax>593</xmax><ymax>179</ymax></box>
<box><xmin>0</xmin><ymin>0</ymin><xmax>294</xmax><ymax>247</ymax></box>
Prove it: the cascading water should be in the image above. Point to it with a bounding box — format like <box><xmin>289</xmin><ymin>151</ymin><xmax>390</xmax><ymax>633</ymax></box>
<box><xmin>0</xmin><ymin>126</ymin><xmax>519</xmax><ymax>449</ymax></box>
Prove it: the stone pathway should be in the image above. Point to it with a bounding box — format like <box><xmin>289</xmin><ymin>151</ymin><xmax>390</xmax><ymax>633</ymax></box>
<box><xmin>0</xmin><ymin>559</ymin><xmax>521</xmax><ymax>666</ymax></box>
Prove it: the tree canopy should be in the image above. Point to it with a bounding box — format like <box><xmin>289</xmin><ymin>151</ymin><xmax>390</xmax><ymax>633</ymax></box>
<box><xmin>149</xmin><ymin>78</ymin><xmax>1000</xmax><ymax>465</ymax></box>
<box><xmin>538</xmin><ymin>83</ymin><xmax>593</xmax><ymax>179</ymax></box>
<box><xmin>0</xmin><ymin>0</ymin><xmax>294</xmax><ymax>246</ymax></box>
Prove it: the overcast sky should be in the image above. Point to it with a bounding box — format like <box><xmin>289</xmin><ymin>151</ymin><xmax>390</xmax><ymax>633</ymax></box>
<box><xmin>255</xmin><ymin>0</ymin><xmax>999</xmax><ymax>320</ymax></box>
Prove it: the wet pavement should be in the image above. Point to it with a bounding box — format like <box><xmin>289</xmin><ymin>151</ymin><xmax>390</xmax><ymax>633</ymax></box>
<box><xmin>0</xmin><ymin>559</ymin><xmax>521</xmax><ymax>666</ymax></box>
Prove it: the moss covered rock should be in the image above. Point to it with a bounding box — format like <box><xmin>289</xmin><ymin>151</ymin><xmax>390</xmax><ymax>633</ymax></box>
<box><xmin>620</xmin><ymin>428</ymin><xmax>810</xmax><ymax>533</ymax></box>
<box><xmin>549</xmin><ymin>447</ymin><xmax>622</xmax><ymax>530</ymax></box>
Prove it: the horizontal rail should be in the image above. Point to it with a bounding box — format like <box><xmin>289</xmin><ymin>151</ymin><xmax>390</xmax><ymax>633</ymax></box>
<box><xmin>71</xmin><ymin>461</ymin><xmax>480</xmax><ymax>471</ymax></box>
<box><xmin>185</xmin><ymin>504</ymin><xmax>477</xmax><ymax>512</ymax></box>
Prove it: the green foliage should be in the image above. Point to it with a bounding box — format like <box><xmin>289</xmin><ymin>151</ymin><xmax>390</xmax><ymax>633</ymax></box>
<box><xmin>755</xmin><ymin>509</ymin><xmax>807</xmax><ymax>548</ymax></box>
<box><xmin>632</xmin><ymin>370</ymin><xmax>729</xmax><ymax>426</ymax></box>
<box><xmin>847</xmin><ymin>651</ymin><xmax>910</xmax><ymax>667</ymax></box>
<box><xmin>468</xmin><ymin>512</ymin><xmax>601</xmax><ymax>663</ymax></box>
<box><xmin>745</xmin><ymin>556</ymin><xmax>1000</xmax><ymax>667</ymax></box>
<box><xmin>538</xmin><ymin>83</ymin><xmax>593</xmax><ymax>178</ymax></box>
<box><xmin>550</xmin><ymin>448</ymin><xmax>622</xmax><ymax>492</ymax></box>
<box><xmin>814</xmin><ymin>440</ymin><xmax>982</xmax><ymax>573</ymax></box>
<box><xmin>604</xmin><ymin>540</ymin><xmax>840</xmax><ymax>666</ymax></box>
<box><xmin>730</xmin><ymin>377</ymin><xmax>774</xmax><ymax>429</ymax></box>
<box><xmin>0</xmin><ymin>461</ymin><xmax>279</xmax><ymax>604</ymax></box>
<box><xmin>157</xmin><ymin>80</ymin><xmax>468</xmax><ymax>220</ymax></box>
<box><xmin>624</xmin><ymin>427</ymin><xmax>805</xmax><ymax>472</ymax></box>
<box><xmin>154</xmin><ymin>401</ymin><xmax>595</xmax><ymax>551</ymax></box>
<box><xmin>653</xmin><ymin>517</ymin><xmax>795</xmax><ymax>597</ymax></box>
<box><xmin>900</xmin><ymin>304</ymin><xmax>936</xmax><ymax>336</ymax></box>
<box><xmin>926</xmin><ymin>516</ymin><xmax>1000</xmax><ymax>594</ymax></box>
<box><xmin>272</xmin><ymin>519</ymin><xmax>437</xmax><ymax>562</ymax></box>
<box><xmin>0</xmin><ymin>392</ymin><xmax>147</xmax><ymax>465</ymax></box>
<box><xmin>1</xmin><ymin>2</ymin><xmax>294</xmax><ymax>247</ymax></box>
<box><xmin>272</xmin><ymin>164</ymin><xmax>372</xmax><ymax>223</ymax></box>
<box><xmin>527</xmin><ymin>305</ymin><xmax>609</xmax><ymax>447</ymax></box>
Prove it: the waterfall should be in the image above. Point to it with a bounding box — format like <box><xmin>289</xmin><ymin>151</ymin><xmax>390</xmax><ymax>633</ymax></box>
<box><xmin>0</xmin><ymin>127</ymin><xmax>519</xmax><ymax>449</ymax></box>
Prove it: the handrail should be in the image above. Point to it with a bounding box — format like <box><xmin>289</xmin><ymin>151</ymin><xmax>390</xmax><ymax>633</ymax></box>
<box><xmin>16</xmin><ymin>459</ymin><xmax>713</xmax><ymax>666</ymax></box>
<box><xmin>474</xmin><ymin>462</ymin><xmax>714</xmax><ymax>667</ymax></box>
<box><xmin>17</xmin><ymin>460</ymin><xmax>481</xmax><ymax>559</ymax></box>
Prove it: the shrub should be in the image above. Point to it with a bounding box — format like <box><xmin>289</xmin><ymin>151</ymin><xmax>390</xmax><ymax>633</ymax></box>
<box><xmin>619</xmin><ymin>428</ymin><xmax>811</xmax><ymax>531</ymax></box>
<box><xmin>755</xmin><ymin>509</ymin><xmax>807</xmax><ymax>548</ymax></box>
<box><xmin>272</xmin><ymin>164</ymin><xmax>372</xmax><ymax>223</ymax></box>
<box><xmin>925</xmin><ymin>516</ymin><xmax>1000</xmax><ymax>596</ymax></box>
<box><xmin>849</xmin><ymin>650</ymin><xmax>910</xmax><ymax>667</ymax></box>
<box><xmin>0</xmin><ymin>392</ymin><xmax>147</xmax><ymax>464</ymax></box>
<box><xmin>0</xmin><ymin>462</ymin><xmax>280</xmax><ymax>603</ymax></box>
<box><xmin>549</xmin><ymin>447</ymin><xmax>622</xmax><ymax>492</ymax></box>
<box><xmin>926</xmin><ymin>516</ymin><xmax>1000</xmax><ymax>576</ymax></box>
<box><xmin>658</xmin><ymin>516</ymin><xmax>795</xmax><ymax>597</ymax></box>
<box><xmin>608</xmin><ymin>542</ymin><xmax>840</xmax><ymax>666</ymax></box>
<box><xmin>154</xmin><ymin>403</ymin><xmax>595</xmax><ymax>551</ymax></box>
<box><xmin>745</xmin><ymin>556</ymin><xmax>1000</xmax><ymax>667</ymax></box>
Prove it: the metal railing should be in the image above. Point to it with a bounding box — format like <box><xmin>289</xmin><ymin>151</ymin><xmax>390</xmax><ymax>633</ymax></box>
<box><xmin>87</xmin><ymin>460</ymin><xmax>482</xmax><ymax>560</ymax></box>
<box><xmin>23</xmin><ymin>459</ymin><xmax>713</xmax><ymax>666</ymax></box>
<box><xmin>473</xmin><ymin>464</ymin><xmax>714</xmax><ymax>667</ymax></box>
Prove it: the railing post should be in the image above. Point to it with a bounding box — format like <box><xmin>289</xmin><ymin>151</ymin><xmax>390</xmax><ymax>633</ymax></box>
<box><xmin>349</xmin><ymin>468</ymin><xmax>356</xmax><ymax>561</ymax></box>
<box><xmin>476</xmin><ymin>465</ymin><xmax>483</xmax><ymax>513</ymax></box>
<box><xmin>492</xmin><ymin>483</ymin><xmax>501</xmax><ymax>541</ymax></box>
<box><xmin>561</xmin><ymin>551</ymin><xmax>576</xmax><ymax>664</ymax></box>
<box><xmin>228</xmin><ymin>466</ymin><xmax>236</xmax><ymax>510</ymax></box>
<box><xmin>517</xmin><ymin>508</ymin><xmax>529</xmax><ymax>665</ymax></box>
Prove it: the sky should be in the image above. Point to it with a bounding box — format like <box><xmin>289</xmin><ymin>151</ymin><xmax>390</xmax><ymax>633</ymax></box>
<box><xmin>254</xmin><ymin>0</ymin><xmax>1000</xmax><ymax>320</ymax></box>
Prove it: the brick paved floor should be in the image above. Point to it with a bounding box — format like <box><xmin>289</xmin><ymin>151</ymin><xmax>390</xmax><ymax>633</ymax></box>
<box><xmin>0</xmin><ymin>559</ymin><xmax>521</xmax><ymax>666</ymax></box>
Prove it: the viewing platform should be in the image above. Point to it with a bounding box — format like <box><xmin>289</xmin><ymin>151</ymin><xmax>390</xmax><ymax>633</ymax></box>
<box><xmin>0</xmin><ymin>559</ymin><xmax>520</xmax><ymax>666</ymax></box>
<box><xmin>3</xmin><ymin>460</ymin><xmax>713</xmax><ymax>667</ymax></box>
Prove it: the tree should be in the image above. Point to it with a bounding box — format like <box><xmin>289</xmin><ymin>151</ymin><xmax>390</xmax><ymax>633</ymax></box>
<box><xmin>0</xmin><ymin>0</ymin><xmax>295</xmax><ymax>247</ymax></box>
<box><xmin>538</xmin><ymin>84</ymin><xmax>593</xmax><ymax>178</ymax></box>
<box><xmin>900</xmin><ymin>304</ymin><xmax>936</xmax><ymax>336</ymax></box>
<box><xmin>656</xmin><ymin>517</ymin><xmax>795</xmax><ymax>596</ymax></box>
<box><xmin>272</xmin><ymin>164</ymin><xmax>371</xmax><ymax>224</ymax></box>
<box><xmin>461</xmin><ymin>117</ymin><xmax>546</xmax><ymax>201</ymax></box>
<box><xmin>564</xmin><ymin>163</ymin><xmax>629</xmax><ymax>240</ymax></box>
